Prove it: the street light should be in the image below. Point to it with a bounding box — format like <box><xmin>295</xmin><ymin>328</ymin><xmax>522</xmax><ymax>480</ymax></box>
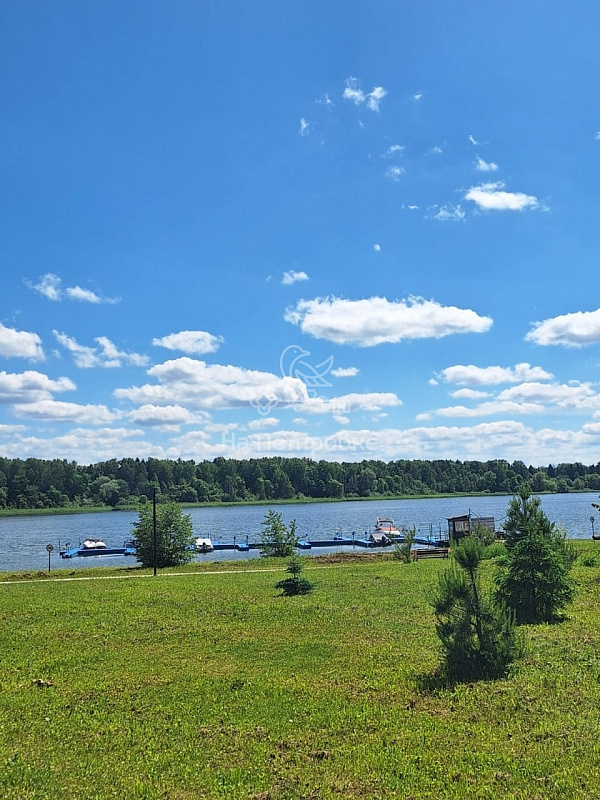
<box><xmin>591</xmin><ymin>516</ymin><xmax>596</xmax><ymax>540</ymax></box>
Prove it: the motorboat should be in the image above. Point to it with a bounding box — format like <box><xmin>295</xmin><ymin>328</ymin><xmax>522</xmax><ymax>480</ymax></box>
<box><xmin>195</xmin><ymin>537</ymin><xmax>214</xmax><ymax>552</ymax></box>
<box><xmin>374</xmin><ymin>517</ymin><xmax>401</xmax><ymax>536</ymax></box>
<box><xmin>82</xmin><ymin>539</ymin><xmax>107</xmax><ymax>549</ymax></box>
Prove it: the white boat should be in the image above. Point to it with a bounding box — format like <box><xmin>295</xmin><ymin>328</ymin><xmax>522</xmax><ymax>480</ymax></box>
<box><xmin>195</xmin><ymin>537</ymin><xmax>214</xmax><ymax>553</ymax></box>
<box><xmin>374</xmin><ymin>517</ymin><xmax>401</xmax><ymax>536</ymax></box>
<box><xmin>82</xmin><ymin>539</ymin><xmax>107</xmax><ymax>550</ymax></box>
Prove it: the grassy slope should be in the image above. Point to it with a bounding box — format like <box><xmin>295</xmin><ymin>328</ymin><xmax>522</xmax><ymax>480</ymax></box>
<box><xmin>1</xmin><ymin>548</ymin><xmax>600</xmax><ymax>799</ymax></box>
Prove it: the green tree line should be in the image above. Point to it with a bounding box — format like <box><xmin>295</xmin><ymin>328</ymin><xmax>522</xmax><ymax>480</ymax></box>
<box><xmin>1</xmin><ymin>456</ymin><xmax>600</xmax><ymax>511</ymax></box>
<box><xmin>0</xmin><ymin>457</ymin><xmax>600</xmax><ymax>509</ymax></box>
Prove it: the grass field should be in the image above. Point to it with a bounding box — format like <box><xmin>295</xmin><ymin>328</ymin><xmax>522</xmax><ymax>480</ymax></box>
<box><xmin>1</xmin><ymin>546</ymin><xmax>600</xmax><ymax>799</ymax></box>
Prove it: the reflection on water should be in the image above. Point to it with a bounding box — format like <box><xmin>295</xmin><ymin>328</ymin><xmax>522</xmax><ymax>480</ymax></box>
<box><xmin>0</xmin><ymin>492</ymin><xmax>598</xmax><ymax>573</ymax></box>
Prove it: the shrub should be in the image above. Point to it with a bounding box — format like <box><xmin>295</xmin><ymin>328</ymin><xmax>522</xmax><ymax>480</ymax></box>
<box><xmin>394</xmin><ymin>527</ymin><xmax>416</xmax><ymax>563</ymax></box>
<box><xmin>434</xmin><ymin>537</ymin><xmax>522</xmax><ymax>681</ymax></box>
<box><xmin>275</xmin><ymin>557</ymin><xmax>315</xmax><ymax>596</ymax></box>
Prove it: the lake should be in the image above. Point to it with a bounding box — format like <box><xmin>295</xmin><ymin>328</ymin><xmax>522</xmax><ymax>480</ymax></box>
<box><xmin>1</xmin><ymin>493</ymin><xmax>598</xmax><ymax>573</ymax></box>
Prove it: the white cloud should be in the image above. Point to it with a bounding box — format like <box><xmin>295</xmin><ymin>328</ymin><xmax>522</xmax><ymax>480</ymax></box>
<box><xmin>0</xmin><ymin>322</ymin><xmax>44</xmax><ymax>361</ymax></box>
<box><xmin>430</xmin><ymin>204</ymin><xmax>465</xmax><ymax>222</ymax></box>
<box><xmin>29</xmin><ymin>273</ymin><xmax>119</xmax><ymax>304</ymax></box>
<box><xmin>386</xmin><ymin>165</ymin><xmax>404</xmax><ymax>181</ymax></box>
<box><xmin>413</xmin><ymin>91</ymin><xmax>423</xmax><ymax>101</ymax></box>
<box><xmin>406</xmin><ymin>205</ymin><xmax>419</xmax><ymax>210</ymax></box>
<box><xmin>13</xmin><ymin>400</ymin><xmax>116</xmax><ymax>424</ymax></box>
<box><xmin>282</xmin><ymin>270</ymin><xmax>309</xmax><ymax>285</ymax></box>
<box><xmin>366</xmin><ymin>86</ymin><xmax>387</xmax><ymax>111</ymax></box>
<box><xmin>0</xmin><ymin>370</ymin><xmax>75</xmax><ymax>404</ymax></box>
<box><xmin>127</xmin><ymin>404</ymin><xmax>209</xmax><ymax>429</ymax></box>
<box><xmin>475</xmin><ymin>155</ymin><xmax>498</xmax><ymax>172</ymax></box>
<box><xmin>114</xmin><ymin>357</ymin><xmax>309</xmax><ymax>411</ymax></box>
<box><xmin>247</xmin><ymin>417</ymin><xmax>279</xmax><ymax>430</ymax></box>
<box><xmin>316</xmin><ymin>93</ymin><xmax>334</xmax><ymax>107</ymax></box>
<box><xmin>526</xmin><ymin>307</ymin><xmax>600</xmax><ymax>347</ymax></box>
<box><xmin>434</xmin><ymin>400</ymin><xmax>545</xmax><ymax>418</ymax></box>
<box><xmin>464</xmin><ymin>181</ymin><xmax>539</xmax><ymax>211</ymax></box>
<box><xmin>0</xmin><ymin>427</ymin><xmax>158</xmax><ymax>463</ymax></box>
<box><xmin>450</xmin><ymin>388</ymin><xmax>490</xmax><ymax>399</ymax></box>
<box><xmin>343</xmin><ymin>77</ymin><xmax>387</xmax><ymax>111</ymax></box>
<box><xmin>299</xmin><ymin>118</ymin><xmax>312</xmax><ymax>136</ymax></box>
<box><xmin>285</xmin><ymin>296</ymin><xmax>492</xmax><ymax>347</ymax></box>
<box><xmin>153</xmin><ymin>330</ymin><xmax>224</xmax><ymax>355</ymax></box>
<box><xmin>429</xmin><ymin>146</ymin><xmax>443</xmax><ymax>155</ymax></box>
<box><xmin>331</xmin><ymin>367</ymin><xmax>359</xmax><ymax>378</ymax></box>
<box><xmin>53</xmin><ymin>331</ymin><xmax>149</xmax><ymax>368</ymax></box>
<box><xmin>343</xmin><ymin>77</ymin><xmax>365</xmax><ymax>105</ymax></box>
<box><xmin>385</xmin><ymin>144</ymin><xmax>404</xmax><ymax>157</ymax></box>
<box><xmin>438</xmin><ymin>363</ymin><xmax>554</xmax><ymax>386</ymax></box>
<box><xmin>29</xmin><ymin>273</ymin><xmax>62</xmax><ymax>301</ymax></box>
<box><xmin>497</xmin><ymin>381</ymin><xmax>596</xmax><ymax>408</ymax></box>
<box><xmin>469</xmin><ymin>135</ymin><xmax>479</xmax><ymax>145</ymax></box>
<box><xmin>333</xmin><ymin>415</ymin><xmax>350</xmax><ymax>425</ymax></box>
<box><xmin>297</xmin><ymin>392</ymin><xmax>401</xmax><ymax>415</ymax></box>
<box><xmin>596</xmin><ymin>132</ymin><xmax>600</xmax><ymax>141</ymax></box>
<box><xmin>373</xmin><ymin>244</ymin><xmax>381</xmax><ymax>252</ymax></box>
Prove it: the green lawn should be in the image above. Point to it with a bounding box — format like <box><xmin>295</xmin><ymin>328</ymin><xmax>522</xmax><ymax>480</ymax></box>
<box><xmin>1</xmin><ymin>547</ymin><xmax>600</xmax><ymax>799</ymax></box>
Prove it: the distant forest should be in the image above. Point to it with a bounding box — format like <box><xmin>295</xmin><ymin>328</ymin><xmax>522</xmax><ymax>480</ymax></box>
<box><xmin>1</xmin><ymin>456</ymin><xmax>600</xmax><ymax>510</ymax></box>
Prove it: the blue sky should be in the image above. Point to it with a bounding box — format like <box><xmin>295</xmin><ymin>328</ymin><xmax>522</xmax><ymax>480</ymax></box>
<box><xmin>2</xmin><ymin>1</ymin><xmax>600</xmax><ymax>466</ymax></box>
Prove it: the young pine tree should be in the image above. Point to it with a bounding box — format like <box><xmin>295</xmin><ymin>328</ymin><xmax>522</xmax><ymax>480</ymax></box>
<box><xmin>434</xmin><ymin>537</ymin><xmax>522</xmax><ymax>681</ymax></box>
<box><xmin>495</xmin><ymin>484</ymin><xmax>575</xmax><ymax>623</ymax></box>
<box><xmin>275</xmin><ymin>556</ymin><xmax>316</xmax><ymax>596</ymax></box>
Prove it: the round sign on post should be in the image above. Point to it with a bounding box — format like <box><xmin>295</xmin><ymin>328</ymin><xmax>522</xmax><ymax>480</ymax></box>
<box><xmin>46</xmin><ymin>543</ymin><xmax>53</xmax><ymax>573</ymax></box>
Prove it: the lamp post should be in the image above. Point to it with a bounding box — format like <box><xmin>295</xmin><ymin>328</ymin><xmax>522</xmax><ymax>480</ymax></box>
<box><xmin>591</xmin><ymin>516</ymin><xmax>596</xmax><ymax>540</ymax></box>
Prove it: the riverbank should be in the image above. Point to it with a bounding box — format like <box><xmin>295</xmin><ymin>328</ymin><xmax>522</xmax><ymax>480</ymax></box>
<box><xmin>3</xmin><ymin>489</ymin><xmax>595</xmax><ymax>518</ymax></box>
<box><xmin>1</xmin><ymin>543</ymin><xmax>599</xmax><ymax>798</ymax></box>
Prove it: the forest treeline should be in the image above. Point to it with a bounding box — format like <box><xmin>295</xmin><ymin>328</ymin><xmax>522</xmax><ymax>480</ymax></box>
<box><xmin>1</xmin><ymin>456</ymin><xmax>600</xmax><ymax>510</ymax></box>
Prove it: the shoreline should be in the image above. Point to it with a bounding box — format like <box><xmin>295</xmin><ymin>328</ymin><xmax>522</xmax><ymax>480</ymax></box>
<box><xmin>0</xmin><ymin>489</ymin><xmax>597</xmax><ymax>519</ymax></box>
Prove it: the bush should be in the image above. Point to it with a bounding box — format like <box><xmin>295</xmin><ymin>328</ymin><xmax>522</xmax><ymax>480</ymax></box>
<box><xmin>259</xmin><ymin>509</ymin><xmax>298</xmax><ymax>557</ymax></box>
<box><xmin>275</xmin><ymin>557</ymin><xmax>316</xmax><ymax>596</ymax></box>
<box><xmin>394</xmin><ymin>527</ymin><xmax>416</xmax><ymax>563</ymax></box>
<box><xmin>434</xmin><ymin>537</ymin><xmax>522</xmax><ymax>681</ymax></box>
<box><xmin>132</xmin><ymin>502</ymin><xmax>195</xmax><ymax>568</ymax></box>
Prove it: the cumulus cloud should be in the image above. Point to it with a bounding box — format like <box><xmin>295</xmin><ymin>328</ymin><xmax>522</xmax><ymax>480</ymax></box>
<box><xmin>127</xmin><ymin>404</ymin><xmax>210</xmax><ymax>430</ymax></box>
<box><xmin>450</xmin><ymin>388</ymin><xmax>490</xmax><ymax>399</ymax></box>
<box><xmin>282</xmin><ymin>270</ymin><xmax>309</xmax><ymax>285</ymax></box>
<box><xmin>433</xmin><ymin>400</ymin><xmax>545</xmax><ymax>418</ymax></box>
<box><xmin>497</xmin><ymin>381</ymin><xmax>596</xmax><ymax>408</ymax></box>
<box><xmin>114</xmin><ymin>357</ymin><xmax>309</xmax><ymax>411</ymax></box>
<box><xmin>0</xmin><ymin>370</ymin><xmax>75</xmax><ymax>404</ymax></box>
<box><xmin>153</xmin><ymin>330</ymin><xmax>224</xmax><ymax>355</ymax></box>
<box><xmin>413</xmin><ymin>91</ymin><xmax>423</xmax><ymax>101</ymax></box>
<box><xmin>343</xmin><ymin>77</ymin><xmax>387</xmax><ymax>111</ymax></box>
<box><xmin>0</xmin><ymin>322</ymin><xmax>44</xmax><ymax>361</ymax></box>
<box><xmin>526</xmin><ymin>307</ymin><xmax>600</xmax><ymax>347</ymax></box>
<box><xmin>373</xmin><ymin>243</ymin><xmax>381</xmax><ymax>252</ymax></box>
<box><xmin>297</xmin><ymin>392</ymin><xmax>401</xmax><ymax>415</ymax></box>
<box><xmin>13</xmin><ymin>400</ymin><xmax>116</xmax><ymax>424</ymax></box>
<box><xmin>475</xmin><ymin>156</ymin><xmax>498</xmax><ymax>172</ymax></box>
<box><xmin>0</xmin><ymin>427</ymin><xmax>156</xmax><ymax>463</ymax></box>
<box><xmin>285</xmin><ymin>296</ymin><xmax>492</xmax><ymax>346</ymax></box>
<box><xmin>331</xmin><ymin>367</ymin><xmax>359</xmax><ymax>378</ymax></box>
<box><xmin>333</xmin><ymin>415</ymin><xmax>350</xmax><ymax>425</ymax></box>
<box><xmin>429</xmin><ymin>146</ymin><xmax>443</xmax><ymax>155</ymax></box>
<box><xmin>28</xmin><ymin>273</ymin><xmax>119</xmax><ymax>304</ymax></box>
<box><xmin>247</xmin><ymin>417</ymin><xmax>279</xmax><ymax>430</ymax></box>
<box><xmin>464</xmin><ymin>182</ymin><xmax>539</xmax><ymax>211</ymax></box>
<box><xmin>384</xmin><ymin>144</ymin><xmax>404</xmax><ymax>157</ymax></box>
<box><xmin>53</xmin><ymin>331</ymin><xmax>149</xmax><ymax>368</ymax></box>
<box><xmin>430</xmin><ymin>204</ymin><xmax>465</xmax><ymax>222</ymax></box>
<box><xmin>438</xmin><ymin>363</ymin><xmax>553</xmax><ymax>386</ymax></box>
<box><xmin>386</xmin><ymin>165</ymin><xmax>404</xmax><ymax>181</ymax></box>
